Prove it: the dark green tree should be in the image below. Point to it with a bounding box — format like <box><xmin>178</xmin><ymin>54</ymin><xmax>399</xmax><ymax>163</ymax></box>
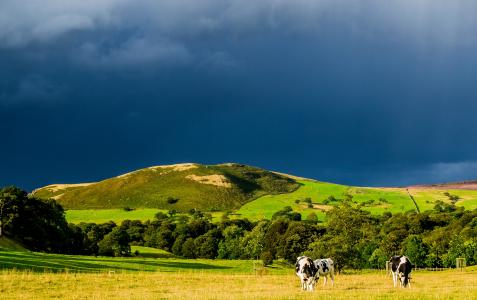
<box><xmin>0</xmin><ymin>186</ymin><xmax>22</xmax><ymax>237</ymax></box>
<box><xmin>217</xmin><ymin>225</ymin><xmax>244</xmax><ymax>259</ymax></box>
<box><xmin>98</xmin><ymin>227</ymin><xmax>131</xmax><ymax>257</ymax></box>
<box><xmin>404</xmin><ymin>235</ymin><xmax>428</xmax><ymax>267</ymax></box>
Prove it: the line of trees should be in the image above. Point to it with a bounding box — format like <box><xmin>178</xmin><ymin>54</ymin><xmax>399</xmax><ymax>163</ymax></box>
<box><xmin>2</xmin><ymin>186</ymin><xmax>477</xmax><ymax>270</ymax></box>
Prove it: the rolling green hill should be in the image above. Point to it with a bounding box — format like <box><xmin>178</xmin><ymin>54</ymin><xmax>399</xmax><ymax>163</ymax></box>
<box><xmin>32</xmin><ymin>163</ymin><xmax>300</xmax><ymax>211</ymax></box>
<box><xmin>32</xmin><ymin>162</ymin><xmax>477</xmax><ymax>224</ymax></box>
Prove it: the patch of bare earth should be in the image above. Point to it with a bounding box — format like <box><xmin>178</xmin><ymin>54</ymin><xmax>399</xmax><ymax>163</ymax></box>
<box><xmin>185</xmin><ymin>174</ymin><xmax>232</xmax><ymax>188</ymax></box>
<box><xmin>116</xmin><ymin>163</ymin><xmax>199</xmax><ymax>178</ymax></box>
<box><xmin>32</xmin><ymin>183</ymin><xmax>94</xmax><ymax>200</ymax></box>
<box><xmin>44</xmin><ymin>183</ymin><xmax>94</xmax><ymax>192</ymax></box>
<box><xmin>149</xmin><ymin>163</ymin><xmax>198</xmax><ymax>172</ymax></box>
<box><xmin>311</xmin><ymin>204</ymin><xmax>333</xmax><ymax>211</ymax></box>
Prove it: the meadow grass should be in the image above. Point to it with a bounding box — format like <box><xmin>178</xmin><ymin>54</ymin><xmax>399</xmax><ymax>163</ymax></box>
<box><xmin>1</xmin><ymin>267</ymin><xmax>476</xmax><ymax>299</ymax></box>
<box><xmin>2</xmin><ymin>249</ymin><xmax>477</xmax><ymax>299</ymax></box>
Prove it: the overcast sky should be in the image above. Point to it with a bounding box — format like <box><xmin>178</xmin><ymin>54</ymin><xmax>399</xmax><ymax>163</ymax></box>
<box><xmin>1</xmin><ymin>0</ymin><xmax>477</xmax><ymax>190</ymax></box>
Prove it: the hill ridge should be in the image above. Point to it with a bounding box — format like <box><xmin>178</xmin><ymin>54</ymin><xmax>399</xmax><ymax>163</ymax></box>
<box><xmin>407</xmin><ymin>179</ymin><xmax>477</xmax><ymax>190</ymax></box>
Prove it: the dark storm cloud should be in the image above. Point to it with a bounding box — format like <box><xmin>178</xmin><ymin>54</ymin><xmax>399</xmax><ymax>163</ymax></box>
<box><xmin>1</xmin><ymin>1</ymin><xmax>477</xmax><ymax>190</ymax></box>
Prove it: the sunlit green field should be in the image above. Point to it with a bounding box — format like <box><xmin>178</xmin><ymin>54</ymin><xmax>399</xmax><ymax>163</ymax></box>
<box><xmin>236</xmin><ymin>180</ymin><xmax>415</xmax><ymax>220</ymax></box>
<box><xmin>408</xmin><ymin>188</ymin><xmax>477</xmax><ymax>211</ymax></box>
<box><xmin>66</xmin><ymin>209</ymin><xmax>165</xmax><ymax>224</ymax></box>
<box><xmin>66</xmin><ymin>208</ymin><xmax>225</xmax><ymax>224</ymax></box>
<box><xmin>1</xmin><ymin>249</ymin><xmax>477</xmax><ymax>299</ymax></box>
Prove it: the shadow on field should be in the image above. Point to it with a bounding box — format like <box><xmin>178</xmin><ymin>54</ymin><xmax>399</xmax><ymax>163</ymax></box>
<box><xmin>0</xmin><ymin>251</ymin><xmax>126</xmax><ymax>272</ymax></box>
<box><xmin>0</xmin><ymin>251</ymin><xmax>231</xmax><ymax>273</ymax></box>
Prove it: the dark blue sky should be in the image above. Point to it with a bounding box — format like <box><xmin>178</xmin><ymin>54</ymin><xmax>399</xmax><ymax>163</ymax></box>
<box><xmin>1</xmin><ymin>1</ymin><xmax>477</xmax><ymax>190</ymax></box>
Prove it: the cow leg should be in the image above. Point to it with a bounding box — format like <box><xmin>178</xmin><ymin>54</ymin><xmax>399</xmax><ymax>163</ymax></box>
<box><xmin>392</xmin><ymin>272</ymin><xmax>398</xmax><ymax>287</ymax></box>
<box><xmin>323</xmin><ymin>276</ymin><xmax>327</xmax><ymax>286</ymax></box>
<box><xmin>330</xmin><ymin>273</ymin><xmax>335</xmax><ymax>287</ymax></box>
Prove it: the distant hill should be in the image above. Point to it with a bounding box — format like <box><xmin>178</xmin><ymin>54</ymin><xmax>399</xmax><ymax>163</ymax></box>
<box><xmin>32</xmin><ymin>163</ymin><xmax>300</xmax><ymax>211</ymax></box>
<box><xmin>408</xmin><ymin>180</ymin><xmax>477</xmax><ymax>190</ymax></box>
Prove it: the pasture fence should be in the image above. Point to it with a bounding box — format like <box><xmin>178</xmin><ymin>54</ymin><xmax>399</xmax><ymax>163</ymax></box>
<box><xmin>456</xmin><ymin>257</ymin><xmax>466</xmax><ymax>270</ymax></box>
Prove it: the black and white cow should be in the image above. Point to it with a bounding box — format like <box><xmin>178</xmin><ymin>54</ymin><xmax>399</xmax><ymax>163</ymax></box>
<box><xmin>389</xmin><ymin>255</ymin><xmax>413</xmax><ymax>288</ymax></box>
<box><xmin>295</xmin><ymin>256</ymin><xmax>318</xmax><ymax>291</ymax></box>
<box><xmin>313</xmin><ymin>258</ymin><xmax>335</xmax><ymax>287</ymax></box>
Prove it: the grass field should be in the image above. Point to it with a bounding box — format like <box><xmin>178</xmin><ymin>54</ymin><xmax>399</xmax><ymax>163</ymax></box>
<box><xmin>66</xmin><ymin>209</ymin><xmax>225</xmax><ymax>224</ymax></box>
<box><xmin>236</xmin><ymin>180</ymin><xmax>416</xmax><ymax>221</ymax></box>
<box><xmin>408</xmin><ymin>188</ymin><xmax>477</xmax><ymax>211</ymax></box>
<box><xmin>1</xmin><ymin>249</ymin><xmax>477</xmax><ymax>299</ymax></box>
<box><xmin>0</xmin><ymin>249</ymin><xmax>286</xmax><ymax>274</ymax></box>
<box><xmin>3</xmin><ymin>270</ymin><xmax>477</xmax><ymax>299</ymax></box>
<box><xmin>66</xmin><ymin>209</ymin><xmax>165</xmax><ymax>224</ymax></box>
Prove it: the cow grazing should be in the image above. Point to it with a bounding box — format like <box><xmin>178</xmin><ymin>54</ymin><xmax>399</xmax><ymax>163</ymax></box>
<box><xmin>313</xmin><ymin>258</ymin><xmax>335</xmax><ymax>287</ymax></box>
<box><xmin>389</xmin><ymin>255</ymin><xmax>413</xmax><ymax>288</ymax></box>
<box><xmin>295</xmin><ymin>256</ymin><xmax>318</xmax><ymax>291</ymax></box>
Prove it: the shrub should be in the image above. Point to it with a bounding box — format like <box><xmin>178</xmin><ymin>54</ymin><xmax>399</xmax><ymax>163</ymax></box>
<box><xmin>167</xmin><ymin>197</ymin><xmax>179</xmax><ymax>204</ymax></box>
<box><xmin>306</xmin><ymin>212</ymin><xmax>318</xmax><ymax>223</ymax></box>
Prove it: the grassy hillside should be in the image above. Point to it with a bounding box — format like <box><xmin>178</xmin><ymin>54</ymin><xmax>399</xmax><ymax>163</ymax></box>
<box><xmin>236</xmin><ymin>180</ymin><xmax>415</xmax><ymax>220</ymax></box>
<box><xmin>236</xmin><ymin>181</ymin><xmax>477</xmax><ymax>221</ymax></box>
<box><xmin>33</xmin><ymin>163</ymin><xmax>299</xmax><ymax>211</ymax></box>
<box><xmin>0</xmin><ymin>237</ymin><xmax>27</xmax><ymax>252</ymax></box>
